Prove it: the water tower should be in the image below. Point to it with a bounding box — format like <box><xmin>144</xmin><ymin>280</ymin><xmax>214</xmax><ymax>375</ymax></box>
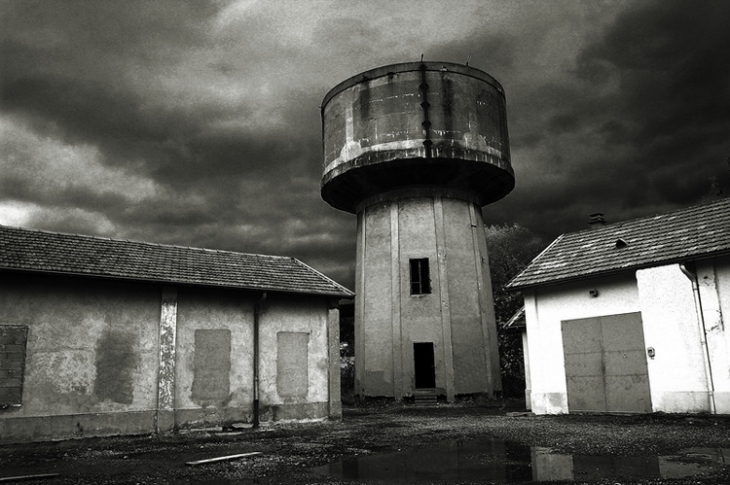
<box><xmin>321</xmin><ymin>62</ymin><xmax>514</xmax><ymax>401</ymax></box>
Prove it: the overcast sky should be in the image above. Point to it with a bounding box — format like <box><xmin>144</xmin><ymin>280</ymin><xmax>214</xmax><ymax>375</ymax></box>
<box><xmin>2</xmin><ymin>0</ymin><xmax>729</xmax><ymax>289</ymax></box>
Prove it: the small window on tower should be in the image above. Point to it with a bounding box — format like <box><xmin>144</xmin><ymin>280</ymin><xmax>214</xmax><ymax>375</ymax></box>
<box><xmin>410</xmin><ymin>258</ymin><xmax>431</xmax><ymax>295</ymax></box>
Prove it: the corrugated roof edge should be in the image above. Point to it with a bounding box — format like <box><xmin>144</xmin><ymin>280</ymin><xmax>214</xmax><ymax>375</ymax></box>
<box><xmin>0</xmin><ymin>224</ymin><xmax>354</xmax><ymax>298</ymax></box>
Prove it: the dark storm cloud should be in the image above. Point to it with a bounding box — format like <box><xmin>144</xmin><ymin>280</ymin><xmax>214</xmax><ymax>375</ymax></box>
<box><xmin>1</xmin><ymin>0</ymin><xmax>218</xmax><ymax>180</ymax></box>
<box><xmin>579</xmin><ymin>4</ymin><xmax>730</xmax><ymax>134</ymax></box>
<box><xmin>2</xmin><ymin>1</ymin><xmax>729</xmax><ymax>290</ymax></box>
<box><xmin>1</xmin><ymin>0</ymin><xmax>358</xmax><ymax>282</ymax></box>
<box><xmin>574</xmin><ymin>0</ymin><xmax>730</xmax><ymax>206</ymax></box>
<box><xmin>480</xmin><ymin>0</ymin><xmax>730</xmax><ymax>239</ymax></box>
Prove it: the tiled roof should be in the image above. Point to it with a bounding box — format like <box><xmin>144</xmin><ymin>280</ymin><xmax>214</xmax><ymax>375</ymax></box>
<box><xmin>0</xmin><ymin>225</ymin><xmax>353</xmax><ymax>298</ymax></box>
<box><xmin>506</xmin><ymin>197</ymin><xmax>730</xmax><ymax>290</ymax></box>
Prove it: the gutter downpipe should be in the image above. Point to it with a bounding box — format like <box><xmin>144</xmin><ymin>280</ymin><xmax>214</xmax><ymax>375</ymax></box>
<box><xmin>253</xmin><ymin>291</ymin><xmax>267</xmax><ymax>428</ymax></box>
<box><xmin>679</xmin><ymin>263</ymin><xmax>717</xmax><ymax>414</ymax></box>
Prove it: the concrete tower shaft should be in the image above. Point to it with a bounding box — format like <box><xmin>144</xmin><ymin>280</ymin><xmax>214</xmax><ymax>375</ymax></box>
<box><xmin>321</xmin><ymin>62</ymin><xmax>514</xmax><ymax>401</ymax></box>
<box><xmin>354</xmin><ymin>196</ymin><xmax>502</xmax><ymax>399</ymax></box>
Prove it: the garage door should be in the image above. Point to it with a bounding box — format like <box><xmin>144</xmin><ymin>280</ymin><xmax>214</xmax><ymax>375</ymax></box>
<box><xmin>562</xmin><ymin>312</ymin><xmax>651</xmax><ymax>413</ymax></box>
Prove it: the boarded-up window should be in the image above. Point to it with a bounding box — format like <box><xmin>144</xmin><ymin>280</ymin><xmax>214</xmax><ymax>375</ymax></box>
<box><xmin>277</xmin><ymin>332</ymin><xmax>309</xmax><ymax>398</ymax></box>
<box><xmin>192</xmin><ymin>329</ymin><xmax>231</xmax><ymax>402</ymax></box>
<box><xmin>0</xmin><ymin>326</ymin><xmax>28</xmax><ymax>406</ymax></box>
<box><xmin>95</xmin><ymin>330</ymin><xmax>137</xmax><ymax>404</ymax></box>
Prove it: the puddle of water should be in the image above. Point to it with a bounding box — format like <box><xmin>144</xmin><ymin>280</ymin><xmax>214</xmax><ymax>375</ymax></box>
<box><xmin>310</xmin><ymin>440</ymin><xmax>729</xmax><ymax>484</ymax></box>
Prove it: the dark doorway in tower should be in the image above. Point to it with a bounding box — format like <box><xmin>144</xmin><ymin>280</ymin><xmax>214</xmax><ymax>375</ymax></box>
<box><xmin>414</xmin><ymin>342</ymin><xmax>436</xmax><ymax>388</ymax></box>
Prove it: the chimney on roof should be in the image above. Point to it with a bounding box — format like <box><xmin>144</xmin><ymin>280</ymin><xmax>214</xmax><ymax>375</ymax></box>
<box><xmin>589</xmin><ymin>212</ymin><xmax>606</xmax><ymax>228</ymax></box>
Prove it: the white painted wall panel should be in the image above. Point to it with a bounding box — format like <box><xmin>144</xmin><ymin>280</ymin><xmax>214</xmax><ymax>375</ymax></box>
<box><xmin>636</xmin><ymin>264</ymin><xmax>710</xmax><ymax>412</ymax></box>
<box><xmin>524</xmin><ymin>274</ymin><xmax>640</xmax><ymax>414</ymax></box>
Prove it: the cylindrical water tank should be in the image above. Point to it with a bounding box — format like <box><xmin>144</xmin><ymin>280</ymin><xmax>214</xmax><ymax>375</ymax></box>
<box><xmin>321</xmin><ymin>61</ymin><xmax>514</xmax><ymax>213</ymax></box>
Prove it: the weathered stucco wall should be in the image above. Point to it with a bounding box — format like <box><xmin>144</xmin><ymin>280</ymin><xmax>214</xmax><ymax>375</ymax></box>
<box><xmin>355</xmin><ymin>195</ymin><xmax>501</xmax><ymax>401</ymax></box>
<box><xmin>636</xmin><ymin>264</ymin><xmax>710</xmax><ymax>413</ymax></box>
<box><xmin>356</xmin><ymin>201</ymin><xmax>396</xmax><ymax>397</ymax></box>
<box><xmin>708</xmin><ymin>256</ymin><xmax>730</xmax><ymax>413</ymax></box>
<box><xmin>637</xmin><ymin>260</ymin><xmax>730</xmax><ymax>414</ymax></box>
<box><xmin>174</xmin><ymin>290</ymin><xmax>334</xmax><ymax>428</ymax></box>
<box><xmin>523</xmin><ymin>273</ymin><xmax>641</xmax><ymax>414</ymax></box>
<box><xmin>441</xmin><ymin>198</ymin><xmax>500</xmax><ymax>395</ymax></box>
<box><xmin>0</xmin><ymin>273</ymin><xmax>341</xmax><ymax>443</ymax></box>
<box><xmin>175</xmin><ymin>287</ymin><xmax>253</xmax><ymax>429</ymax></box>
<box><xmin>0</xmin><ymin>273</ymin><xmax>160</xmax><ymax>442</ymax></box>
<box><xmin>257</xmin><ymin>294</ymin><xmax>332</xmax><ymax>421</ymax></box>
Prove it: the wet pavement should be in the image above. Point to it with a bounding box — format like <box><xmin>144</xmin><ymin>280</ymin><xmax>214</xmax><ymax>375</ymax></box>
<box><xmin>3</xmin><ymin>404</ymin><xmax>730</xmax><ymax>484</ymax></box>
<box><xmin>310</xmin><ymin>439</ymin><xmax>730</xmax><ymax>483</ymax></box>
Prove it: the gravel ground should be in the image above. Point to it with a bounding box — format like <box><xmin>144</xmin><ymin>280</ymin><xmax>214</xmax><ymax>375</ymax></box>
<box><xmin>1</xmin><ymin>400</ymin><xmax>729</xmax><ymax>484</ymax></box>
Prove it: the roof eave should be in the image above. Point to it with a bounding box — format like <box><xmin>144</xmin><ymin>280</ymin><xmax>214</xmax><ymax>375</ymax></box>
<box><xmin>0</xmin><ymin>266</ymin><xmax>354</xmax><ymax>299</ymax></box>
<box><xmin>291</xmin><ymin>258</ymin><xmax>355</xmax><ymax>298</ymax></box>
<box><xmin>503</xmin><ymin>234</ymin><xmax>565</xmax><ymax>290</ymax></box>
<box><xmin>505</xmin><ymin>248</ymin><xmax>730</xmax><ymax>292</ymax></box>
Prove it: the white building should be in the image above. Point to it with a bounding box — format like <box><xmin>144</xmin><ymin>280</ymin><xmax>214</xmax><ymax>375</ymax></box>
<box><xmin>506</xmin><ymin>198</ymin><xmax>730</xmax><ymax>414</ymax></box>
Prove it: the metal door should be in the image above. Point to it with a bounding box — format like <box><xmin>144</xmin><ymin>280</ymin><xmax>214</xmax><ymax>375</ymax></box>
<box><xmin>562</xmin><ymin>312</ymin><xmax>651</xmax><ymax>413</ymax></box>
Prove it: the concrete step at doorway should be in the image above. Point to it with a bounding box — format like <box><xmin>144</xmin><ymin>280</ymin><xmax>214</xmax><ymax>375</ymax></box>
<box><xmin>413</xmin><ymin>388</ymin><xmax>438</xmax><ymax>405</ymax></box>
